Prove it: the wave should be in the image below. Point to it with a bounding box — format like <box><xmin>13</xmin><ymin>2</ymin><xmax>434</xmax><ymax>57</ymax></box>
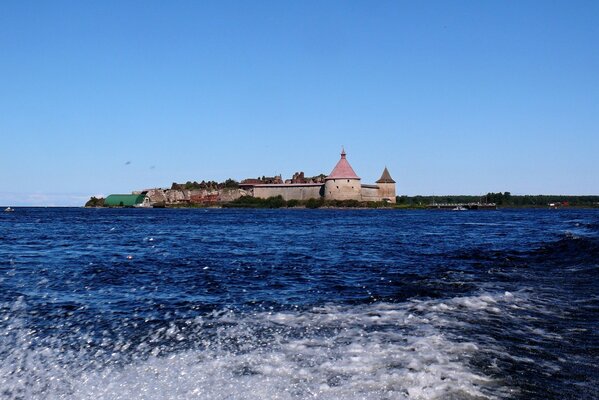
<box><xmin>533</xmin><ymin>233</ymin><xmax>599</xmax><ymax>264</ymax></box>
<box><xmin>451</xmin><ymin>234</ymin><xmax>599</xmax><ymax>268</ymax></box>
<box><xmin>0</xmin><ymin>294</ymin><xmax>519</xmax><ymax>400</ymax></box>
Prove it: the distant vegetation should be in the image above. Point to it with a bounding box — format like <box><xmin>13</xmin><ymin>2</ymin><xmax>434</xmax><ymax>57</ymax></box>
<box><xmin>85</xmin><ymin>197</ymin><xmax>105</xmax><ymax>207</ymax></box>
<box><xmin>223</xmin><ymin>195</ymin><xmax>286</xmax><ymax>208</ymax></box>
<box><xmin>171</xmin><ymin>179</ymin><xmax>239</xmax><ymax>190</ymax></box>
<box><xmin>222</xmin><ymin>196</ymin><xmax>392</xmax><ymax>209</ymax></box>
<box><xmin>87</xmin><ymin>192</ymin><xmax>599</xmax><ymax>209</ymax></box>
<box><xmin>501</xmin><ymin>194</ymin><xmax>599</xmax><ymax>207</ymax></box>
<box><xmin>397</xmin><ymin>192</ymin><xmax>599</xmax><ymax>207</ymax></box>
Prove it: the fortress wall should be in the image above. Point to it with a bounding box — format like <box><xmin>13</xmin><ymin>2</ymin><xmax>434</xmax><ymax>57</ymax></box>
<box><xmin>146</xmin><ymin>189</ymin><xmax>168</xmax><ymax>204</ymax></box>
<box><xmin>253</xmin><ymin>185</ymin><xmax>323</xmax><ymax>201</ymax></box>
<box><xmin>377</xmin><ymin>183</ymin><xmax>397</xmax><ymax>203</ymax></box>
<box><xmin>361</xmin><ymin>186</ymin><xmax>382</xmax><ymax>202</ymax></box>
<box><xmin>325</xmin><ymin>179</ymin><xmax>362</xmax><ymax>201</ymax></box>
<box><xmin>217</xmin><ymin>188</ymin><xmax>246</xmax><ymax>202</ymax></box>
<box><xmin>146</xmin><ymin>188</ymin><xmax>246</xmax><ymax>205</ymax></box>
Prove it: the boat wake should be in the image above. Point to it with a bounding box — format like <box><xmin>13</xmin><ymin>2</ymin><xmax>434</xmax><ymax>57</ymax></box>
<box><xmin>0</xmin><ymin>293</ymin><xmax>522</xmax><ymax>400</ymax></box>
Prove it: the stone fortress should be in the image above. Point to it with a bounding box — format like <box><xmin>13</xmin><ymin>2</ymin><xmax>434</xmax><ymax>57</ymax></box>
<box><xmin>110</xmin><ymin>148</ymin><xmax>396</xmax><ymax>207</ymax></box>
<box><xmin>242</xmin><ymin>148</ymin><xmax>396</xmax><ymax>203</ymax></box>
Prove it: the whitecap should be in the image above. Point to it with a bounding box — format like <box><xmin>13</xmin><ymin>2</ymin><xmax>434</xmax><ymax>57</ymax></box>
<box><xmin>0</xmin><ymin>295</ymin><xmax>519</xmax><ymax>400</ymax></box>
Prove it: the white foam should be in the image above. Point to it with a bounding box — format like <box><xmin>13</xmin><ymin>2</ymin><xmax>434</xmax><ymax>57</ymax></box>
<box><xmin>0</xmin><ymin>295</ymin><xmax>517</xmax><ymax>400</ymax></box>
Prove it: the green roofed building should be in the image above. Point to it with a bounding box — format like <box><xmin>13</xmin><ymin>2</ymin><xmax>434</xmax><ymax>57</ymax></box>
<box><xmin>104</xmin><ymin>193</ymin><xmax>149</xmax><ymax>207</ymax></box>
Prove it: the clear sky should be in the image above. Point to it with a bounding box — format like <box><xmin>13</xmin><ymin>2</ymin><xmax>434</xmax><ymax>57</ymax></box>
<box><xmin>1</xmin><ymin>1</ymin><xmax>597</xmax><ymax>205</ymax></box>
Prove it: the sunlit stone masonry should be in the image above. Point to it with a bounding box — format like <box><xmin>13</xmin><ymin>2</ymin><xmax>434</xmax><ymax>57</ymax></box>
<box><xmin>243</xmin><ymin>148</ymin><xmax>397</xmax><ymax>203</ymax></box>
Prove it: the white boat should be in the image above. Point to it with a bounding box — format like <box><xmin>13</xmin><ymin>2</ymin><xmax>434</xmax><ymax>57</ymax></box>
<box><xmin>452</xmin><ymin>206</ymin><xmax>467</xmax><ymax>211</ymax></box>
<box><xmin>4</xmin><ymin>207</ymin><xmax>14</xmax><ymax>212</ymax></box>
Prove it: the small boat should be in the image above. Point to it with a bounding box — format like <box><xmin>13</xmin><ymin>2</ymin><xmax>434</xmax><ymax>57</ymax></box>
<box><xmin>452</xmin><ymin>206</ymin><xmax>467</xmax><ymax>211</ymax></box>
<box><xmin>4</xmin><ymin>207</ymin><xmax>15</xmax><ymax>212</ymax></box>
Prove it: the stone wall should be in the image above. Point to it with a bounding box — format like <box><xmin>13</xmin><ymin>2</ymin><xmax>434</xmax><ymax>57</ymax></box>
<box><xmin>324</xmin><ymin>178</ymin><xmax>362</xmax><ymax>201</ymax></box>
<box><xmin>360</xmin><ymin>186</ymin><xmax>381</xmax><ymax>202</ymax></box>
<box><xmin>252</xmin><ymin>184</ymin><xmax>323</xmax><ymax>201</ymax></box>
<box><xmin>377</xmin><ymin>182</ymin><xmax>396</xmax><ymax>203</ymax></box>
<box><xmin>218</xmin><ymin>188</ymin><xmax>245</xmax><ymax>202</ymax></box>
<box><xmin>142</xmin><ymin>180</ymin><xmax>393</xmax><ymax>206</ymax></box>
<box><xmin>145</xmin><ymin>188</ymin><xmax>246</xmax><ymax>205</ymax></box>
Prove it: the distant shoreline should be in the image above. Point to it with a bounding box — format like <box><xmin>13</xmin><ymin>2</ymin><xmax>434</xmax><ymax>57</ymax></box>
<box><xmin>82</xmin><ymin>193</ymin><xmax>599</xmax><ymax>210</ymax></box>
<box><xmin>4</xmin><ymin>204</ymin><xmax>593</xmax><ymax>210</ymax></box>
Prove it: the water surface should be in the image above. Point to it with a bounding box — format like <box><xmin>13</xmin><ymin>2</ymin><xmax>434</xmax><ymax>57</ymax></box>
<box><xmin>0</xmin><ymin>208</ymin><xmax>597</xmax><ymax>399</ymax></box>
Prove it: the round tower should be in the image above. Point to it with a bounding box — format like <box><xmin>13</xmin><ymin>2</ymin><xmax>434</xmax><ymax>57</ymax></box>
<box><xmin>376</xmin><ymin>166</ymin><xmax>396</xmax><ymax>203</ymax></box>
<box><xmin>325</xmin><ymin>148</ymin><xmax>362</xmax><ymax>201</ymax></box>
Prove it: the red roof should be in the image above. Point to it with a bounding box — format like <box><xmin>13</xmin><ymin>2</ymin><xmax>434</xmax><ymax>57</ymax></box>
<box><xmin>326</xmin><ymin>148</ymin><xmax>360</xmax><ymax>180</ymax></box>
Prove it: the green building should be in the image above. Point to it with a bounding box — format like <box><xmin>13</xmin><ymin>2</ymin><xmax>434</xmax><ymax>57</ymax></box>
<box><xmin>104</xmin><ymin>194</ymin><xmax>148</xmax><ymax>207</ymax></box>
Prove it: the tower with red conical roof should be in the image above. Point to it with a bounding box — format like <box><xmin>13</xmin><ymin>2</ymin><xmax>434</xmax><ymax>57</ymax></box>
<box><xmin>324</xmin><ymin>147</ymin><xmax>362</xmax><ymax>201</ymax></box>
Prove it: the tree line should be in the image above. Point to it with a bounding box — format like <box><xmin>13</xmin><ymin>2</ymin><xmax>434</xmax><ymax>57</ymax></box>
<box><xmin>396</xmin><ymin>192</ymin><xmax>599</xmax><ymax>207</ymax></box>
<box><xmin>170</xmin><ymin>179</ymin><xmax>240</xmax><ymax>190</ymax></box>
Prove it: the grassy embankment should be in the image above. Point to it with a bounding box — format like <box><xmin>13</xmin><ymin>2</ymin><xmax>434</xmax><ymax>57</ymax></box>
<box><xmin>222</xmin><ymin>195</ymin><xmax>393</xmax><ymax>209</ymax></box>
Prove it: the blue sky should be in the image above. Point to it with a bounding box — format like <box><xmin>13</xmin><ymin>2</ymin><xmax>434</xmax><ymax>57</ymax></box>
<box><xmin>1</xmin><ymin>1</ymin><xmax>597</xmax><ymax>205</ymax></box>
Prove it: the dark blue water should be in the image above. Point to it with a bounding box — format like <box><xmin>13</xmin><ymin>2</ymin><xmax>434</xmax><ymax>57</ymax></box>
<box><xmin>1</xmin><ymin>208</ymin><xmax>597</xmax><ymax>399</ymax></box>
